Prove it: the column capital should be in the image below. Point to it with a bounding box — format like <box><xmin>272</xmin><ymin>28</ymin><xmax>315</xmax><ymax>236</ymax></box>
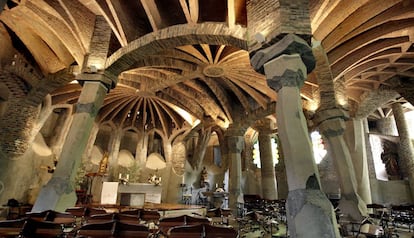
<box><xmin>313</xmin><ymin>107</ymin><xmax>349</xmax><ymax>126</ymax></box>
<box><xmin>75</xmin><ymin>71</ymin><xmax>116</xmax><ymax>91</ymax></box>
<box><xmin>319</xmin><ymin>117</ymin><xmax>346</xmax><ymax>138</ymax></box>
<box><xmin>250</xmin><ymin>33</ymin><xmax>315</xmax><ymax>74</ymax></box>
<box><xmin>253</xmin><ymin>118</ymin><xmax>276</xmax><ymax>134</ymax></box>
<box><xmin>263</xmin><ymin>54</ymin><xmax>307</xmax><ymax>91</ymax></box>
<box><xmin>224</xmin><ymin>135</ymin><xmax>244</xmax><ymax>154</ymax></box>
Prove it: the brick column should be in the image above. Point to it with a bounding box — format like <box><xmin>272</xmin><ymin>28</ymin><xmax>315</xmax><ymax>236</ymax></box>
<box><xmin>251</xmin><ymin>34</ymin><xmax>340</xmax><ymax>237</ymax></box>
<box><xmin>32</xmin><ymin>80</ymin><xmax>110</xmax><ymax>212</ymax></box>
<box><xmin>32</xmin><ymin>16</ymin><xmax>114</xmax><ymax>212</ymax></box>
<box><xmin>392</xmin><ymin>102</ymin><xmax>414</xmax><ymax>199</ymax></box>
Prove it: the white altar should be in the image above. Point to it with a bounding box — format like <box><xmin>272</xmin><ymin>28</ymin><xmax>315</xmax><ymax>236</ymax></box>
<box><xmin>118</xmin><ymin>183</ymin><xmax>162</xmax><ymax>205</ymax></box>
<box><xmin>101</xmin><ymin>182</ymin><xmax>162</xmax><ymax>206</ymax></box>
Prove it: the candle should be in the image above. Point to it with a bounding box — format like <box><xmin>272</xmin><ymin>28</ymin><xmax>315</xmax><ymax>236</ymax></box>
<box><xmin>119</xmin><ymin>173</ymin><xmax>122</xmax><ymax>179</ymax></box>
<box><xmin>126</xmin><ymin>174</ymin><xmax>129</xmax><ymax>180</ymax></box>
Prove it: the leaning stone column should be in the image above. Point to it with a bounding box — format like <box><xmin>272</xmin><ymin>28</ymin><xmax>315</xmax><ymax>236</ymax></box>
<box><xmin>224</xmin><ymin>126</ymin><xmax>245</xmax><ymax>217</ymax></box>
<box><xmin>344</xmin><ymin>119</ymin><xmax>372</xmax><ymax>205</ymax></box>
<box><xmin>255</xmin><ymin>119</ymin><xmax>278</xmax><ymax>200</ymax></box>
<box><xmin>252</xmin><ymin>46</ymin><xmax>340</xmax><ymax>236</ymax></box>
<box><xmin>32</xmin><ymin>80</ymin><xmax>110</xmax><ymax>212</ymax></box>
<box><xmin>316</xmin><ymin>109</ymin><xmax>367</xmax><ymax>221</ymax></box>
<box><xmin>391</xmin><ymin>102</ymin><xmax>414</xmax><ymax>199</ymax></box>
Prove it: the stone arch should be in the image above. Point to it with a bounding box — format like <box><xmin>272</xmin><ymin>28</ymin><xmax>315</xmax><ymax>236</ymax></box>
<box><xmin>105</xmin><ymin>23</ymin><xmax>248</xmax><ymax>77</ymax></box>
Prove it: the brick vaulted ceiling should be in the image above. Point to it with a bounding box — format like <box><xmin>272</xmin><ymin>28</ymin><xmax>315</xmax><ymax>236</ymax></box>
<box><xmin>1</xmin><ymin>0</ymin><xmax>414</xmax><ymax>136</ymax></box>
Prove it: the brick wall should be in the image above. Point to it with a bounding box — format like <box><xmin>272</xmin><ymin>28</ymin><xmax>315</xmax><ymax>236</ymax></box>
<box><xmin>246</xmin><ymin>0</ymin><xmax>311</xmax><ymax>48</ymax></box>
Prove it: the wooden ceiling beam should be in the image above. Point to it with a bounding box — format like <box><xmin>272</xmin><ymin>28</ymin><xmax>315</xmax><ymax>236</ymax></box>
<box><xmin>140</xmin><ymin>0</ymin><xmax>163</xmax><ymax>31</ymax></box>
<box><xmin>322</xmin><ymin>0</ymin><xmax>400</xmax><ymax>50</ymax></box>
<box><xmin>331</xmin><ymin>36</ymin><xmax>409</xmax><ymax>78</ymax></box>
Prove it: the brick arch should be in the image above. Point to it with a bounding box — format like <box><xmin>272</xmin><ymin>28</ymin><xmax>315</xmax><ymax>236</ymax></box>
<box><xmin>105</xmin><ymin>23</ymin><xmax>248</xmax><ymax>77</ymax></box>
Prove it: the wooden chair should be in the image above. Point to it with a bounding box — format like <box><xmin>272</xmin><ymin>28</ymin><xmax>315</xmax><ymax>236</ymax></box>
<box><xmin>87</xmin><ymin>207</ymin><xmax>108</xmax><ymax>216</ymax></box>
<box><xmin>20</xmin><ymin>218</ymin><xmax>65</xmax><ymax>238</ymax></box>
<box><xmin>118</xmin><ymin>214</ymin><xmax>141</xmax><ymax>224</ymax></box>
<box><xmin>204</xmin><ymin>223</ymin><xmax>238</xmax><ymax>238</ymax></box>
<box><xmin>356</xmin><ymin>217</ymin><xmax>384</xmax><ymax>238</ymax></box>
<box><xmin>185</xmin><ymin>215</ymin><xmax>211</xmax><ymax>225</ymax></box>
<box><xmin>25</xmin><ymin>210</ymin><xmax>50</xmax><ymax>222</ymax></box>
<box><xmin>66</xmin><ymin>206</ymin><xmax>88</xmax><ymax>226</ymax></box>
<box><xmin>85</xmin><ymin>213</ymin><xmax>116</xmax><ymax>224</ymax></box>
<box><xmin>0</xmin><ymin>218</ymin><xmax>26</xmax><ymax>238</ymax></box>
<box><xmin>140</xmin><ymin>210</ymin><xmax>160</xmax><ymax>224</ymax></box>
<box><xmin>66</xmin><ymin>207</ymin><xmax>88</xmax><ymax>219</ymax></box>
<box><xmin>115</xmin><ymin>221</ymin><xmax>151</xmax><ymax>238</ymax></box>
<box><xmin>75</xmin><ymin>220</ymin><xmax>116</xmax><ymax>238</ymax></box>
<box><xmin>119</xmin><ymin>209</ymin><xmax>141</xmax><ymax>216</ymax></box>
<box><xmin>167</xmin><ymin>224</ymin><xmax>204</xmax><ymax>238</ymax></box>
<box><xmin>158</xmin><ymin>215</ymin><xmax>186</xmax><ymax>235</ymax></box>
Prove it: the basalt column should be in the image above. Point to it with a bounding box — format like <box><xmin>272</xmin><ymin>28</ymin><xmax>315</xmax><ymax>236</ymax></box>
<box><xmin>224</xmin><ymin>127</ymin><xmax>245</xmax><ymax>217</ymax></box>
<box><xmin>312</xmin><ymin>41</ymin><xmax>367</xmax><ymax>220</ymax></box>
<box><xmin>317</xmin><ymin>109</ymin><xmax>367</xmax><ymax>221</ymax></box>
<box><xmin>344</xmin><ymin>119</ymin><xmax>372</xmax><ymax>206</ymax></box>
<box><xmin>392</xmin><ymin>102</ymin><xmax>414</xmax><ymax>199</ymax></box>
<box><xmin>256</xmin><ymin>119</ymin><xmax>278</xmax><ymax>200</ymax></box>
<box><xmin>251</xmin><ymin>35</ymin><xmax>340</xmax><ymax>237</ymax></box>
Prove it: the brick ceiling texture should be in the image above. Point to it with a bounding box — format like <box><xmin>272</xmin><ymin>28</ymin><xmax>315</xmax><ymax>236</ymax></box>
<box><xmin>1</xmin><ymin>0</ymin><xmax>413</xmax><ymax>135</ymax></box>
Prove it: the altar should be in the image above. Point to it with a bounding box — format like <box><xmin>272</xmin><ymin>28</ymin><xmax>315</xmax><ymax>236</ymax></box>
<box><xmin>101</xmin><ymin>182</ymin><xmax>162</xmax><ymax>206</ymax></box>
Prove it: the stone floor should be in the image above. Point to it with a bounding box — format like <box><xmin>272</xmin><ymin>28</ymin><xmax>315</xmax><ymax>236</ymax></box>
<box><xmin>229</xmin><ymin>217</ymin><xmax>414</xmax><ymax>238</ymax></box>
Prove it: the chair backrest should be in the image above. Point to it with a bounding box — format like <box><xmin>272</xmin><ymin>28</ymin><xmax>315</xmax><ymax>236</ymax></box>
<box><xmin>21</xmin><ymin>218</ymin><xmax>64</xmax><ymax>238</ymax></box>
<box><xmin>85</xmin><ymin>213</ymin><xmax>116</xmax><ymax>224</ymax></box>
<box><xmin>76</xmin><ymin>220</ymin><xmax>115</xmax><ymax>238</ymax></box>
<box><xmin>167</xmin><ymin>224</ymin><xmax>204</xmax><ymax>238</ymax></box>
<box><xmin>25</xmin><ymin>210</ymin><xmax>50</xmax><ymax>222</ymax></box>
<box><xmin>87</xmin><ymin>207</ymin><xmax>108</xmax><ymax>216</ymax></box>
<box><xmin>66</xmin><ymin>207</ymin><xmax>88</xmax><ymax>218</ymax></box>
<box><xmin>140</xmin><ymin>210</ymin><xmax>160</xmax><ymax>223</ymax></box>
<box><xmin>158</xmin><ymin>215</ymin><xmax>186</xmax><ymax>235</ymax></box>
<box><xmin>115</xmin><ymin>221</ymin><xmax>150</xmax><ymax>238</ymax></box>
<box><xmin>45</xmin><ymin>210</ymin><xmax>76</xmax><ymax>224</ymax></box>
<box><xmin>118</xmin><ymin>213</ymin><xmax>140</xmax><ymax>224</ymax></box>
<box><xmin>0</xmin><ymin>218</ymin><xmax>27</xmax><ymax>237</ymax></box>
<box><xmin>120</xmin><ymin>209</ymin><xmax>141</xmax><ymax>216</ymax></box>
<box><xmin>204</xmin><ymin>224</ymin><xmax>238</xmax><ymax>238</ymax></box>
<box><xmin>185</xmin><ymin>215</ymin><xmax>211</xmax><ymax>225</ymax></box>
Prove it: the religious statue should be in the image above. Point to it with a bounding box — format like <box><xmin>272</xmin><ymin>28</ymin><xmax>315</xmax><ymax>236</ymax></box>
<box><xmin>98</xmin><ymin>152</ymin><xmax>109</xmax><ymax>175</ymax></box>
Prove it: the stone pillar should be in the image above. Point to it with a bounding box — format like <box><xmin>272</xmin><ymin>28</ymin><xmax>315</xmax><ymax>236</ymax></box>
<box><xmin>32</xmin><ymin>81</ymin><xmax>109</xmax><ymax>212</ymax></box>
<box><xmin>224</xmin><ymin>127</ymin><xmax>245</xmax><ymax>216</ymax></box>
<box><xmin>345</xmin><ymin>119</ymin><xmax>373</xmax><ymax>205</ymax></box>
<box><xmin>251</xmin><ymin>34</ymin><xmax>340</xmax><ymax>236</ymax></box>
<box><xmin>255</xmin><ymin>119</ymin><xmax>278</xmax><ymax>200</ymax></box>
<box><xmin>275</xmin><ymin>136</ymin><xmax>288</xmax><ymax>199</ymax></box>
<box><xmin>392</xmin><ymin>102</ymin><xmax>414</xmax><ymax>199</ymax></box>
<box><xmin>317</xmin><ymin>109</ymin><xmax>367</xmax><ymax>221</ymax></box>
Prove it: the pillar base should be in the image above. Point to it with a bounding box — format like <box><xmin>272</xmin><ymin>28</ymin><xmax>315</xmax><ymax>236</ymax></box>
<box><xmin>337</xmin><ymin>196</ymin><xmax>365</xmax><ymax>222</ymax></box>
<box><xmin>287</xmin><ymin>189</ymin><xmax>340</xmax><ymax>237</ymax></box>
<box><xmin>31</xmin><ymin>177</ymin><xmax>77</xmax><ymax>212</ymax></box>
